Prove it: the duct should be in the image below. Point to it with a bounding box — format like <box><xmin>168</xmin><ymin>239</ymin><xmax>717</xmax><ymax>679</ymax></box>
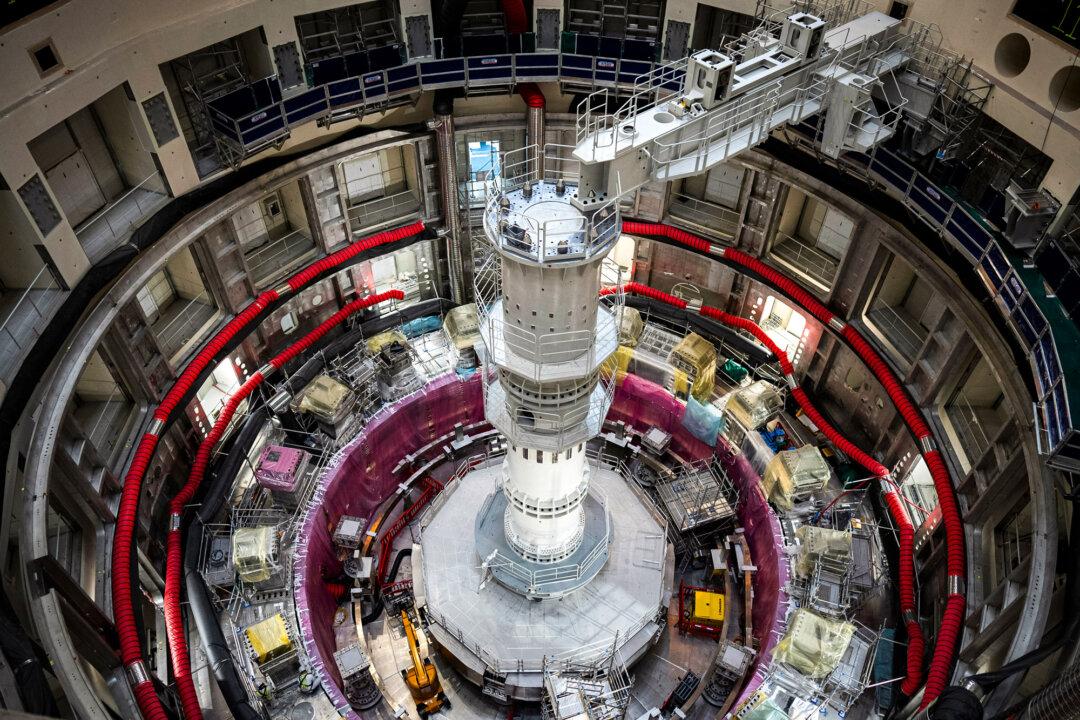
<box><xmin>431</xmin><ymin>92</ymin><xmax>466</xmax><ymax>303</ymax></box>
<box><xmin>519</xmin><ymin>83</ymin><xmax>546</xmax><ymax>176</ymax></box>
<box><xmin>184</xmin><ymin>406</ymin><xmax>267</xmax><ymax>720</ymax></box>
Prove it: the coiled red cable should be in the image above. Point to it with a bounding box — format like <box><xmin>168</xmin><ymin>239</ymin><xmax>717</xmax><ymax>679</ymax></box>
<box><xmin>622</xmin><ymin>277</ymin><xmax>924</xmax><ymax>695</ymax></box>
<box><xmin>621</xmin><ymin>221</ymin><xmax>967</xmax><ymax>705</ymax></box>
<box><xmin>111</xmin><ymin>222</ymin><xmax>422</xmax><ymax>720</ymax></box>
<box><xmin>163</xmin><ymin>291</ymin><xmax>402</xmax><ymax>720</ymax></box>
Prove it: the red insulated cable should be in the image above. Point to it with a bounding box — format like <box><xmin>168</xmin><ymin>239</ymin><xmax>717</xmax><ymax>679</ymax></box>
<box><xmin>618</xmin><ymin>282</ymin><xmax>925</xmax><ymax>695</ymax></box>
<box><xmin>163</xmin><ymin>290</ymin><xmax>403</xmax><ymax>720</ymax></box>
<box><xmin>622</xmin><ymin>221</ymin><xmax>712</xmax><ymax>253</ymax></box>
<box><xmin>112</xmin><ymin>223</ymin><xmax>421</xmax><ymax>719</ymax></box>
<box><xmin>621</xmin><ymin>222</ymin><xmax>965</xmax><ymax>702</ymax></box>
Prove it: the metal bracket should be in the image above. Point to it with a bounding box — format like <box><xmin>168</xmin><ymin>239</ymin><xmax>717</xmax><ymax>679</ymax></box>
<box><xmin>147</xmin><ymin>418</ymin><xmax>165</xmax><ymax>436</ymax></box>
<box><xmin>828</xmin><ymin>316</ymin><xmax>847</xmax><ymax>332</ymax></box>
<box><xmin>947</xmin><ymin>575</ymin><xmax>965</xmax><ymax>596</ymax></box>
<box><xmin>126</xmin><ymin>660</ymin><xmax>150</xmax><ymax>686</ymax></box>
<box><xmin>920</xmin><ymin>436</ymin><xmax>937</xmax><ymax>454</ymax></box>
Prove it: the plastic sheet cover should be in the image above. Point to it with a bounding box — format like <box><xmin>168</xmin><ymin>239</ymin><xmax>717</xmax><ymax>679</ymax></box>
<box><xmin>232</xmin><ymin>525</ymin><xmax>277</xmax><ymax>583</ymax></box>
<box><xmin>401</xmin><ymin>315</ymin><xmax>442</xmax><ymax>338</ymax></box>
<box><xmin>683</xmin><ymin>395</ymin><xmax>725</xmax><ymax>447</ymax></box>
<box><xmin>772</xmin><ymin>609</ymin><xmax>854</xmax><ymax>678</ymax></box>
<box><xmin>743</xmin><ymin>698</ymin><xmax>790</xmax><ymax>720</ymax></box>
<box><xmin>365</xmin><ymin>329</ymin><xmax>408</xmax><ymax>355</ymax></box>
<box><xmin>293</xmin><ymin>375</ymin><xmax>354</xmax><ymax>424</ymax></box>
<box><xmin>794</xmin><ymin>526</ymin><xmax>852</xmax><ymax>578</ymax></box>
<box><xmin>761</xmin><ymin>445</ymin><xmax>831</xmax><ymax>511</ymax></box>
<box><xmin>245</xmin><ymin>613</ymin><xmax>292</xmax><ymax>664</ymax></box>
<box><xmin>669</xmin><ymin>332</ymin><xmax>717</xmax><ymax>400</ymax></box>
<box><xmin>443</xmin><ymin>303</ymin><xmax>480</xmax><ymax>349</ymax></box>
<box><xmin>727</xmin><ymin>380</ymin><xmax>784</xmax><ymax>430</ymax></box>
<box><xmin>617</xmin><ymin>306</ymin><xmax>645</xmax><ymax>347</ymax></box>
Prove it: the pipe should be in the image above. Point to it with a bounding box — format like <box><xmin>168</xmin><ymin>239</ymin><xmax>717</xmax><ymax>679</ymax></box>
<box><xmin>616</xmin><ymin>279</ymin><xmax>925</xmax><ymax>696</ymax></box>
<box><xmin>111</xmin><ymin>222</ymin><xmax>423</xmax><ymax>720</ymax></box>
<box><xmin>184</xmin><ymin>407</ymin><xmax>268</xmax><ymax>720</ymax></box>
<box><xmin>431</xmin><ymin>94</ymin><xmax>466</xmax><ymax>303</ymax></box>
<box><xmin>619</xmin><ymin>221</ymin><xmax>968</xmax><ymax>705</ymax></box>
<box><xmin>164</xmin><ymin>291</ymin><xmax>403</xmax><ymax>720</ymax></box>
<box><xmin>500</xmin><ymin>0</ymin><xmax>528</xmax><ymax>34</ymax></box>
<box><xmin>519</xmin><ymin>83</ymin><xmax>546</xmax><ymax>177</ymax></box>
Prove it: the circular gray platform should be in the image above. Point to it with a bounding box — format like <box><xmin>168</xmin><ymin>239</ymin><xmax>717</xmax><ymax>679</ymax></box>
<box><xmin>419</xmin><ymin>464</ymin><xmax>673</xmax><ymax>700</ymax></box>
<box><xmin>474</xmin><ymin>487</ymin><xmax>610</xmax><ymax>598</ymax></box>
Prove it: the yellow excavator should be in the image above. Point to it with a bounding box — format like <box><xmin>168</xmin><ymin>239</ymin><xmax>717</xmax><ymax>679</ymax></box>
<box><xmin>400</xmin><ymin>610</ymin><xmax>450</xmax><ymax>717</ymax></box>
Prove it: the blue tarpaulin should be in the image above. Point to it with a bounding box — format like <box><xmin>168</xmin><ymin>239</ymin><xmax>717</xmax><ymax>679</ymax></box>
<box><xmin>682</xmin><ymin>396</ymin><xmax>724</xmax><ymax>447</ymax></box>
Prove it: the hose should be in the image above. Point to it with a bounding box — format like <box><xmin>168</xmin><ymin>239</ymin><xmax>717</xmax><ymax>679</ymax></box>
<box><xmin>620</xmin><ymin>221</ymin><xmax>969</xmax><ymax>705</ymax></box>
<box><xmin>163</xmin><ymin>291</ymin><xmax>403</xmax><ymax>720</ymax></box>
<box><xmin>111</xmin><ymin>221</ymin><xmax>423</xmax><ymax>720</ymax></box>
<box><xmin>1021</xmin><ymin>660</ymin><xmax>1080</xmax><ymax>720</ymax></box>
<box><xmin>184</xmin><ymin>407</ymin><xmax>268</xmax><ymax>720</ymax></box>
<box><xmin>617</xmin><ymin>279</ymin><xmax>924</xmax><ymax>696</ymax></box>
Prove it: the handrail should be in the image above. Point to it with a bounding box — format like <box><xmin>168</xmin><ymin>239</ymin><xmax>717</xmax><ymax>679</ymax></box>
<box><xmin>75</xmin><ymin>172</ymin><xmax>164</xmax><ymax>240</ymax></box>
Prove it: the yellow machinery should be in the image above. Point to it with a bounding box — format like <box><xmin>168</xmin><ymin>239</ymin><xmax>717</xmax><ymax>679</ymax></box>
<box><xmin>400</xmin><ymin>611</ymin><xmax>450</xmax><ymax>717</ymax></box>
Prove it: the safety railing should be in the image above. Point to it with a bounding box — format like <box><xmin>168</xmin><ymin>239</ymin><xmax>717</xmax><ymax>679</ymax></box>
<box><xmin>650</xmin><ymin>79</ymin><xmax>783</xmax><ymax>172</ymax></box>
<box><xmin>483</xmin><ymin>145</ymin><xmax>621</xmax><ymax>262</ymax></box>
<box><xmin>0</xmin><ymin>265</ymin><xmax>60</xmax><ymax>376</ymax></box>
<box><xmin>74</xmin><ymin>173</ymin><xmax>167</xmax><ymax>252</ymax></box>
<box><xmin>486</xmin><ymin>487</ymin><xmax>610</xmax><ymax>589</ymax></box>
<box><xmin>473</xmin><ymin>253</ymin><xmax>623</xmax><ymax>373</ymax></box>
<box><xmin>480</xmin><ymin>366</ymin><xmax>618</xmax><ymax>452</ymax></box>
<box><xmin>244</xmin><ymin>231</ymin><xmax>318</xmax><ymax>288</ymax></box>
<box><xmin>667</xmin><ymin>193</ymin><xmax>741</xmax><ymax>238</ymax></box>
<box><xmin>152</xmin><ymin>292</ymin><xmax>220</xmax><ymax>360</ymax></box>
<box><xmin>207</xmin><ymin>76</ymin><xmax>289</xmax><ymax>152</ymax></box>
<box><xmin>769</xmin><ymin>233</ymin><xmax>841</xmax><ymax>287</ymax></box>
<box><xmin>422</xmin><ymin>452</ymin><xmax>666</xmax><ymax>674</ymax></box>
<box><xmin>346</xmin><ymin>189</ymin><xmax>421</xmax><ymax>229</ymax></box>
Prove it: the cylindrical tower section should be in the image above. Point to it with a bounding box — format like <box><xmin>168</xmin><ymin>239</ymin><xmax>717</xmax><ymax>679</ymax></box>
<box><xmin>476</xmin><ymin>146</ymin><xmax>621</xmax><ymax>569</ymax></box>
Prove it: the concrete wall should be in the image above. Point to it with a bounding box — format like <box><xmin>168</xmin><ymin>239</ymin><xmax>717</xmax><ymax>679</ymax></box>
<box><xmin>165</xmin><ymin>246</ymin><xmax>205</xmax><ymax>301</ymax></box>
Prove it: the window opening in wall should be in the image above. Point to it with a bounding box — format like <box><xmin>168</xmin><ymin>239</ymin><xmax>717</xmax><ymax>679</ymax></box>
<box><xmin>296</xmin><ymin>4</ymin><xmax>402</xmax><ymax>64</ymax></box>
<box><xmin>160</xmin><ymin>29</ymin><xmax>269</xmax><ymax>178</ymax></box>
<box><xmin>864</xmin><ymin>255</ymin><xmax>938</xmax><ymax>364</ymax></box>
<box><xmin>46</xmin><ymin>500</ymin><xmax>82</xmax><ymax>582</ymax></box>
<box><xmin>769</xmin><ymin>189</ymin><xmax>852</xmax><ymax>290</ymax></box>
<box><xmin>232</xmin><ymin>180</ymin><xmax>317</xmax><ymax>289</ymax></box>
<box><xmin>26</xmin><ymin>85</ymin><xmax>170</xmax><ymax>261</ymax></box>
<box><xmin>196</xmin><ymin>357</ymin><xmax>243</xmax><ymax>427</ymax></box>
<box><xmin>352</xmin><ymin>243</ymin><xmax>436</xmax><ymax>308</ymax></box>
<box><xmin>607</xmin><ymin>234</ymin><xmax>637</xmax><ymax>284</ymax></box>
<box><xmin>466</xmin><ymin>140</ymin><xmax>501</xmax><ymax>203</ymax></box>
<box><xmin>71</xmin><ymin>349</ymin><xmax>137</xmax><ymax>470</ymax></box>
<box><xmin>898</xmin><ymin>455</ymin><xmax>938</xmax><ymax>529</ymax></box>
<box><xmin>668</xmin><ymin>162</ymin><xmax>743</xmax><ymax>240</ymax></box>
<box><xmin>994</xmin><ymin>499</ymin><xmax>1032</xmax><ymax>585</ymax></box>
<box><xmin>136</xmin><ymin>247</ymin><xmax>220</xmax><ymax>363</ymax></box>
<box><xmin>340</xmin><ymin>146</ymin><xmax>420</xmax><ymax>235</ymax></box>
<box><xmin>759</xmin><ymin>295</ymin><xmax>807</xmax><ymax>366</ymax></box>
<box><xmin>941</xmin><ymin>356</ymin><xmax>1009</xmax><ymax>473</ymax></box>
